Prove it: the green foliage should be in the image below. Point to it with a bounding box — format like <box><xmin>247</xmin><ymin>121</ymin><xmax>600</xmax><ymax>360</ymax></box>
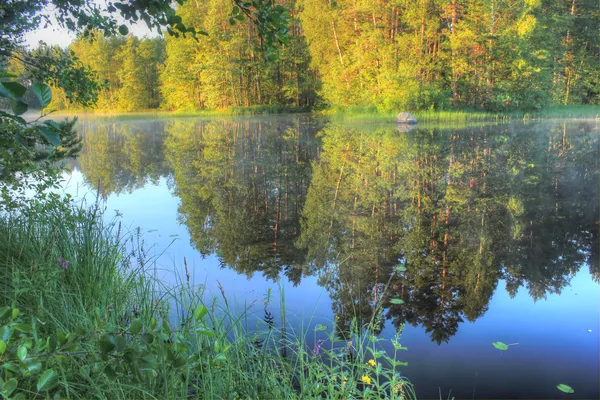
<box><xmin>0</xmin><ymin>192</ymin><xmax>416</xmax><ymax>399</ymax></box>
<box><xmin>556</xmin><ymin>384</ymin><xmax>575</xmax><ymax>394</ymax></box>
<box><xmin>492</xmin><ymin>342</ymin><xmax>509</xmax><ymax>351</ymax></box>
<box><xmin>0</xmin><ymin>72</ymin><xmax>82</xmax><ymax>187</ymax></box>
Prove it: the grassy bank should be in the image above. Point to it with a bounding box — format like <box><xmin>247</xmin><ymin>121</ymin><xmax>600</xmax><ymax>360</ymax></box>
<box><xmin>323</xmin><ymin>105</ymin><xmax>600</xmax><ymax>123</ymax></box>
<box><xmin>51</xmin><ymin>104</ymin><xmax>600</xmax><ymax>123</ymax></box>
<box><xmin>0</xmin><ymin>197</ymin><xmax>414</xmax><ymax>399</ymax></box>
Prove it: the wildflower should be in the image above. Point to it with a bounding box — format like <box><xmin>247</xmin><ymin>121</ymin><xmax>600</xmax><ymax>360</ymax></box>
<box><xmin>57</xmin><ymin>257</ymin><xmax>69</xmax><ymax>269</ymax></box>
<box><xmin>313</xmin><ymin>339</ymin><xmax>325</xmax><ymax>355</ymax></box>
<box><xmin>393</xmin><ymin>381</ymin><xmax>404</xmax><ymax>394</ymax></box>
<box><xmin>361</xmin><ymin>375</ymin><xmax>372</xmax><ymax>385</ymax></box>
<box><xmin>367</xmin><ymin>359</ymin><xmax>376</xmax><ymax>367</ymax></box>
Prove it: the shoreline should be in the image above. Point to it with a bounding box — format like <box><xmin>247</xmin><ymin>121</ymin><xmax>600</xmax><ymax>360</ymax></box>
<box><xmin>45</xmin><ymin>105</ymin><xmax>600</xmax><ymax>123</ymax></box>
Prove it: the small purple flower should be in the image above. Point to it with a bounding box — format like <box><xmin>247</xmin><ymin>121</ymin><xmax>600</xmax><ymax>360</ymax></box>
<box><xmin>313</xmin><ymin>339</ymin><xmax>325</xmax><ymax>355</ymax></box>
<box><xmin>58</xmin><ymin>257</ymin><xmax>69</xmax><ymax>269</ymax></box>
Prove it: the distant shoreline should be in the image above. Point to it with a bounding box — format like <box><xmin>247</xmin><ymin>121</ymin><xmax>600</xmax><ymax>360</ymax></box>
<box><xmin>45</xmin><ymin>105</ymin><xmax>600</xmax><ymax>124</ymax></box>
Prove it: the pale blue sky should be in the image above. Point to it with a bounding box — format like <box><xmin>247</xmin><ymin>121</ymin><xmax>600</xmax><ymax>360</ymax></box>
<box><xmin>24</xmin><ymin>4</ymin><xmax>154</xmax><ymax>49</ymax></box>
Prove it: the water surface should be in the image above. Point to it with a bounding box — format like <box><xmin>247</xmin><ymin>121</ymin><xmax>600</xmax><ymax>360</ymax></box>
<box><xmin>63</xmin><ymin>116</ymin><xmax>599</xmax><ymax>399</ymax></box>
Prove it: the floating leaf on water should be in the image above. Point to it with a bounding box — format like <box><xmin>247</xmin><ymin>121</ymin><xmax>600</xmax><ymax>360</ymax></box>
<box><xmin>492</xmin><ymin>342</ymin><xmax>509</xmax><ymax>351</ymax></box>
<box><xmin>390</xmin><ymin>299</ymin><xmax>405</xmax><ymax>305</ymax></box>
<box><xmin>313</xmin><ymin>324</ymin><xmax>328</xmax><ymax>332</ymax></box>
<box><xmin>556</xmin><ymin>384</ymin><xmax>574</xmax><ymax>394</ymax></box>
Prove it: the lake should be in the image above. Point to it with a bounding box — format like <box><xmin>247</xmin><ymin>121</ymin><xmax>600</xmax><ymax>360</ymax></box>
<box><xmin>62</xmin><ymin>115</ymin><xmax>599</xmax><ymax>399</ymax></box>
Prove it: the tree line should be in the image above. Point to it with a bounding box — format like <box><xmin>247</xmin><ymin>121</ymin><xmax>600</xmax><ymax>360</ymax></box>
<box><xmin>22</xmin><ymin>0</ymin><xmax>600</xmax><ymax>113</ymax></box>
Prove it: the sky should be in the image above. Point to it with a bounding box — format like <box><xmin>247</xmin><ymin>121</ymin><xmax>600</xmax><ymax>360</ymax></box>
<box><xmin>23</xmin><ymin>5</ymin><xmax>154</xmax><ymax>49</ymax></box>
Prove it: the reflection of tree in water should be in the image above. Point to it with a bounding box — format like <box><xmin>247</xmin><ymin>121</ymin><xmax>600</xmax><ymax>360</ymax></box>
<box><xmin>74</xmin><ymin>121</ymin><xmax>169</xmax><ymax>198</ymax></box>
<box><xmin>300</xmin><ymin>122</ymin><xmax>598</xmax><ymax>344</ymax></box>
<box><xmin>76</xmin><ymin>117</ymin><xmax>599</xmax><ymax>344</ymax></box>
<box><xmin>163</xmin><ymin>117</ymin><xmax>322</xmax><ymax>284</ymax></box>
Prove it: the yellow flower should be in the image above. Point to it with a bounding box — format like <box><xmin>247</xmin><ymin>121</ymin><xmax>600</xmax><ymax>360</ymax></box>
<box><xmin>367</xmin><ymin>359</ymin><xmax>376</xmax><ymax>367</ymax></box>
<box><xmin>361</xmin><ymin>375</ymin><xmax>372</xmax><ymax>385</ymax></box>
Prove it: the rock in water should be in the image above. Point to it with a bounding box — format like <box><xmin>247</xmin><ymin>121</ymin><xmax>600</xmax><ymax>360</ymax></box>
<box><xmin>396</xmin><ymin>124</ymin><xmax>417</xmax><ymax>133</ymax></box>
<box><xmin>396</xmin><ymin>112</ymin><xmax>417</xmax><ymax>124</ymax></box>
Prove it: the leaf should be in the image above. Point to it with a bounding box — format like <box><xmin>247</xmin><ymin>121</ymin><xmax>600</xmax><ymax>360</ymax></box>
<box><xmin>32</xmin><ymin>83</ymin><xmax>52</xmax><ymax>108</ymax></box>
<box><xmin>130</xmin><ymin>319</ymin><xmax>143</xmax><ymax>335</ymax></box>
<box><xmin>26</xmin><ymin>361</ymin><xmax>43</xmax><ymax>374</ymax></box>
<box><xmin>0</xmin><ymin>110</ymin><xmax>26</xmax><ymax>124</ymax></box>
<box><xmin>13</xmin><ymin>323</ymin><xmax>33</xmax><ymax>333</ymax></box>
<box><xmin>196</xmin><ymin>328</ymin><xmax>216</xmax><ymax>338</ymax></box>
<box><xmin>38</xmin><ymin>126</ymin><xmax>60</xmax><ymax>146</ymax></box>
<box><xmin>141</xmin><ymin>333</ymin><xmax>154</xmax><ymax>344</ymax></box>
<box><xmin>43</xmin><ymin>120</ymin><xmax>61</xmax><ymax>130</ymax></box>
<box><xmin>2</xmin><ymin>363</ymin><xmax>19</xmax><ymax>373</ymax></box>
<box><xmin>390</xmin><ymin>299</ymin><xmax>405</xmax><ymax>305</ymax></box>
<box><xmin>396</xmin><ymin>265</ymin><xmax>407</xmax><ymax>272</ymax></box>
<box><xmin>37</xmin><ymin>369</ymin><xmax>59</xmax><ymax>392</ymax></box>
<box><xmin>17</xmin><ymin>345</ymin><xmax>27</xmax><ymax>361</ymax></box>
<box><xmin>103</xmin><ymin>364</ymin><xmax>117</xmax><ymax>380</ymax></box>
<box><xmin>194</xmin><ymin>305</ymin><xmax>208</xmax><ymax>321</ymax></box>
<box><xmin>313</xmin><ymin>324</ymin><xmax>328</xmax><ymax>332</ymax></box>
<box><xmin>0</xmin><ymin>81</ymin><xmax>27</xmax><ymax>98</ymax></box>
<box><xmin>99</xmin><ymin>334</ymin><xmax>116</xmax><ymax>353</ymax></box>
<box><xmin>10</xmin><ymin>99</ymin><xmax>28</xmax><ymax>115</ymax></box>
<box><xmin>47</xmin><ymin>335</ymin><xmax>57</xmax><ymax>353</ymax></box>
<box><xmin>173</xmin><ymin>355</ymin><xmax>186</xmax><ymax>368</ymax></box>
<box><xmin>115</xmin><ymin>335</ymin><xmax>126</xmax><ymax>353</ymax></box>
<box><xmin>0</xmin><ymin>340</ymin><xmax>6</xmax><ymax>354</ymax></box>
<box><xmin>0</xmin><ymin>326</ymin><xmax>12</xmax><ymax>341</ymax></box>
<box><xmin>2</xmin><ymin>378</ymin><xmax>17</xmax><ymax>397</ymax></box>
<box><xmin>556</xmin><ymin>384</ymin><xmax>574</xmax><ymax>394</ymax></box>
<box><xmin>0</xmin><ymin>306</ymin><xmax>11</xmax><ymax>320</ymax></box>
<box><xmin>492</xmin><ymin>342</ymin><xmax>509</xmax><ymax>351</ymax></box>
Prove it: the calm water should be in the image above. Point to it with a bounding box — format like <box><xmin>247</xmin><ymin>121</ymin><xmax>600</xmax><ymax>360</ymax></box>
<box><xmin>63</xmin><ymin>116</ymin><xmax>599</xmax><ymax>399</ymax></box>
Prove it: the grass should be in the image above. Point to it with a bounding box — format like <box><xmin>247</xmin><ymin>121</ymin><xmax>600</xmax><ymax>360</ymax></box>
<box><xmin>322</xmin><ymin>105</ymin><xmax>600</xmax><ymax>123</ymax></box>
<box><xmin>49</xmin><ymin>104</ymin><xmax>600</xmax><ymax>124</ymax></box>
<box><xmin>0</xmin><ymin>195</ymin><xmax>415</xmax><ymax>399</ymax></box>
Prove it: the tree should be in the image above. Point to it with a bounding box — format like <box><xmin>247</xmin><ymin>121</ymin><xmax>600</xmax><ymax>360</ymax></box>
<box><xmin>1</xmin><ymin>0</ymin><xmax>290</xmax><ymax>196</ymax></box>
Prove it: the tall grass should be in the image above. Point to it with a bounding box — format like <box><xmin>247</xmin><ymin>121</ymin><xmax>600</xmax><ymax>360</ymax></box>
<box><xmin>0</xmin><ymin>198</ymin><xmax>415</xmax><ymax>399</ymax></box>
<box><xmin>323</xmin><ymin>105</ymin><xmax>600</xmax><ymax>123</ymax></box>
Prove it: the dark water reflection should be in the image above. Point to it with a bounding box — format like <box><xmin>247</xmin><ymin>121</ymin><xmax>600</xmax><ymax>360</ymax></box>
<box><xmin>68</xmin><ymin>116</ymin><xmax>599</xmax><ymax>399</ymax></box>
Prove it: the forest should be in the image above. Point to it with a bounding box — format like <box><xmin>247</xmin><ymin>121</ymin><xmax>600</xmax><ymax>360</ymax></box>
<box><xmin>15</xmin><ymin>0</ymin><xmax>600</xmax><ymax>113</ymax></box>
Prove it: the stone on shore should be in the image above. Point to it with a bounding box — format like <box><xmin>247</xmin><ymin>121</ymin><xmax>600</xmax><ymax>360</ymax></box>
<box><xmin>395</xmin><ymin>112</ymin><xmax>417</xmax><ymax>124</ymax></box>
